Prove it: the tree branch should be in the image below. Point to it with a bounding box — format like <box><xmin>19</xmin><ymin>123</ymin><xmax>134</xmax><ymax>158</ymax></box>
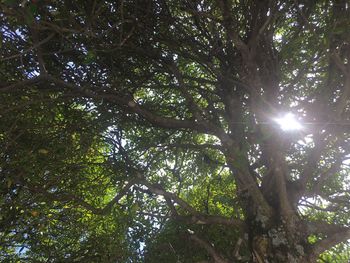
<box><xmin>175</xmin><ymin>214</ymin><xmax>246</xmax><ymax>232</ymax></box>
<box><xmin>307</xmin><ymin>222</ymin><xmax>350</xmax><ymax>261</ymax></box>
<box><xmin>139</xmin><ymin>179</ymin><xmax>198</xmax><ymax>215</ymax></box>
<box><xmin>188</xmin><ymin>232</ymin><xmax>230</xmax><ymax>263</ymax></box>
<box><xmin>1</xmin><ymin>32</ymin><xmax>55</xmax><ymax>62</ymax></box>
<box><xmin>28</xmin><ymin>180</ymin><xmax>135</xmax><ymax>215</ymax></box>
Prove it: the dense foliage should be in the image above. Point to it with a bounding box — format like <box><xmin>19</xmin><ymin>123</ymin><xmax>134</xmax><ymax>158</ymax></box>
<box><xmin>1</xmin><ymin>0</ymin><xmax>350</xmax><ymax>262</ymax></box>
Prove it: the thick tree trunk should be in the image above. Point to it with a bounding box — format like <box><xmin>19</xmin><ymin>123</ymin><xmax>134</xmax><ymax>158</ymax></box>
<box><xmin>248</xmin><ymin>218</ymin><xmax>311</xmax><ymax>263</ymax></box>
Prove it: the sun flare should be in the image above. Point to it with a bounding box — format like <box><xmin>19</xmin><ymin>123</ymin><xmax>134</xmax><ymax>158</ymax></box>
<box><xmin>275</xmin><ymin>113</ymin><xmax>303</xmax><ymax>131</ymax></box>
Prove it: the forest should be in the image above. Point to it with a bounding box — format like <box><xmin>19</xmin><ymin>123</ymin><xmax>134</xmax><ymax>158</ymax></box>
<box><xmin>1</xmin><ymin>0</ymin><xmax>350</xmax><ymax>262</ymax></box>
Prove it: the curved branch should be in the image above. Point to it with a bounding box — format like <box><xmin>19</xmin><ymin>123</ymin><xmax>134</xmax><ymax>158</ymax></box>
<box><xmin>136</xmin><ymin>179</ymin><xmax>246</xmax><ymax>232</ymax></box>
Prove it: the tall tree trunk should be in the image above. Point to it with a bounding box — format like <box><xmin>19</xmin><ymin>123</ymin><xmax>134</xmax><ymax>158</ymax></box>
<box><xmin>247</xmin><ymin>214</ymin><xmax>311</xmax><ymax>262</ymax></box>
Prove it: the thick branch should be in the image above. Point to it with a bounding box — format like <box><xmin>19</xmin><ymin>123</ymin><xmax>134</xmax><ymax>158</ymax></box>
<box><xmin>309</xmin><ymin>226</ymin><xmax>350</xmax><ymax>261</ymax></box>
<box><xmin>225</xmin><ymin>151</ymin><xmax>273</xmax><ymax>218</ymax></box>
<box><xmin>216</xmin><ymin>0</ymin><xmax>249</xmax><ymax>55</ymax></box>
<box><xmin>306</xmin><ymin>221</ymin><xmax>349</xmax><ymax>236</ymax></box>
<box><xmin>2</xmin><ymin>75</ymin><xmax>233</xmax><ymax>144</ymax></box>
<box><xmin>334</xmin><ymin>65</ymin><xmax>350</xmax><ymax>118</ymax></box>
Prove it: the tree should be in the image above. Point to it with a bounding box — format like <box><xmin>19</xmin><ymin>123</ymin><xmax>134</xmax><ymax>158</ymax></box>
<box><xmin>1</xmin><ymin>0</ymin><xmax>350</xmax><ymax>262</ymax></box>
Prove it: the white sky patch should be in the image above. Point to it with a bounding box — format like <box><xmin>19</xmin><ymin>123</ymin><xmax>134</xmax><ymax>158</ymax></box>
<box><xmin>343</xmin><ymin>154</ymin><xmax>350</xmax><ymax>166</ymax></box>
<box><xmin>275</xmin><ymin>113</ymin><xmax>303</xmax><ymax>131</ymax></box>
<box><xmin>299</xmin><ymin>196</ymin><xmax>331</xmax><ymax>214</ymax></box>
<box><xmin>297</xmin><ymin>135</ymin><xmax>314</xmax><ymax>146</ymax></box>
<box><xmin>273</xmin><ymin>33</ymin><xmax>282</xmax><ymax>41</ymax></box>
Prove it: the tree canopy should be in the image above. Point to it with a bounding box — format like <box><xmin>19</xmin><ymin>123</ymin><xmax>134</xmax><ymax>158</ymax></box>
<box><xmin>1</xmin><ymin>0</ymin><xmax>350</xmax><ymax>262</ymax></box>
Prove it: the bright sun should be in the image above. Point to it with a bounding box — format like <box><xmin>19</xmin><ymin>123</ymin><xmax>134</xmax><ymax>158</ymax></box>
<box><xmin>275</xmin><ymin>113</ymin><xmax>303</xmax><ymax>131</ymax></box>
